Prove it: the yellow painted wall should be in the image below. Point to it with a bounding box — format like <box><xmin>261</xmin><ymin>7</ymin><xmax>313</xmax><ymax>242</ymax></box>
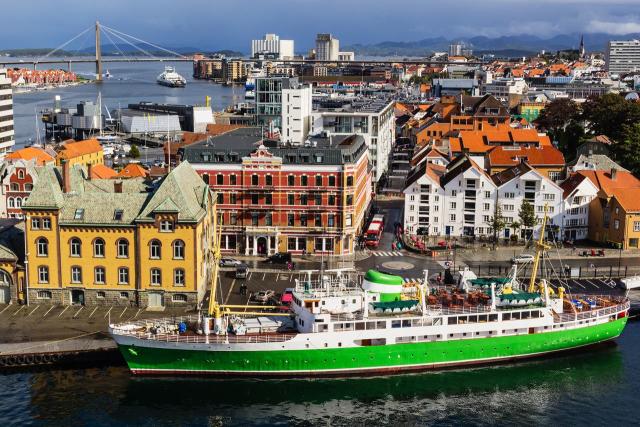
<box><xmin>25</xmin><ymin>211</ymin><xmax>61</xmax><ymax>291</ymax></box>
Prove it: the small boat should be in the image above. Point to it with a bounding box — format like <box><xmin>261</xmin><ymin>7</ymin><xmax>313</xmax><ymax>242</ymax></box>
<box><xmin>621</xmin><ymin>276</ymin><xmax>640</xmax><ymax>290</ymax></box>
<box><xmin>157</xmin><ymin>66</ymin><xmax>186</xmax><ymax>88</ymax></box>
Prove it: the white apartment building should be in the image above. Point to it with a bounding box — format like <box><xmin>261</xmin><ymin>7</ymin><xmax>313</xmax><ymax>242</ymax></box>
<box><xmin>251</xmin><ymin>34</ymin><xmax>295</xmax><ymax>60</ymax></box>
<box><xmin>0</xmin><ymin>69</ymin><xmax>15</xmax><ymax>160</ymax></box>
<box><xmin>316</xmin><ymin>33</ymin><xmax>339</xmax><ymax>61</ymax></box>
<box><xmin>404</xmin><ymin>157</ymin><xmax>565</xmax><ymax>240</ymax></box>
<box><xmin>281</xmin><ymin>84</ymin><xmax>312</xmax><ymax>145</ymax></box>
<box><xmin>311</xmin><ymin>98</ymin><xmax>395</xmax><ymax>183</ymax></box>
<box><xmin>606</xmin><ymin>40</ymin><xmax>640</xmax><ymax>74</ymax></box>
<box><xmin>338</xmin><ymin>52</ymin><xmax>355</xmax><ymax>61</ymax></box>
<box><xmin>560</xmin><ymin>173</ymin><xmax>599</xmax><ymax>241</ymax></box>
<box><xmin>491</xmin><ymin>163</ymin><xmax>564</xmax><ymax>240</ymax></box>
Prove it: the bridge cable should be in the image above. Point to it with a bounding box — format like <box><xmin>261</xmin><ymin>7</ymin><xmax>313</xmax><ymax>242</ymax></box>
<box><xmin>100</xmin><ymin>27</ymin><xmax>132</xmax><ymax>62</ymax></box>
<box><xmin>100</xmin><ymin>26</ymin><xmax>159</xmax><ymax>60</ymax></box>
<box><xmin>101</xmin><ymin>24</ymin><xmax>187</xmax><ymax>59</ymax></box>
<box><xmin>37</xmin><ymin>25</ymin><xmax>93</xmax><ymax>61</ymax></box>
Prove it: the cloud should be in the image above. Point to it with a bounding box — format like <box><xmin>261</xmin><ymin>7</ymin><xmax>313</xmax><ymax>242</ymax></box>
<box><xmin>588</xmin><ymin>19</ymin><xmax>640</xmax><ymax>35</ymax></box>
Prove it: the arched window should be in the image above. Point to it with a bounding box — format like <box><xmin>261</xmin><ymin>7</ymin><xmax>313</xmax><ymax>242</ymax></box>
<box><xmin>10</xmin><ymin>183</ymin><xmax>19</xmax><ymax>191</ymax></box>
<box><xmin>93</xmin><ymin>238</ymin><xmax>105</xmax><ymax>257</ymax></box>
<box><xmin>116</xmin><ymin>239</ymin><xmax>129</xmax><ymax>258</ymax></box>
<box><xmin>172</xmin><ymin>240</ymin><xmax>185</xmax><ymax>259</ymax></box>
<box><xmin>16</xmin><ymin>198</ymin><xmax>22</xmax><ymax>208</ymax></box>
<box><xmin>174</xmin><ymin>268</ymin><xmax>185</xmax><ymax>286</ymax></box>
<box><xmin>150</xmin><ymin>268</ymin><xmax>162</xmax><ymax>285</ymax></box>
<box><xmin>149</xmin><ymin>240</ymin><xmax>161</xmax><ymax>259</ymax></box>
<box><xmin>7</xmin><ymin>198</ymin><xmax>14</xmax><ymax>208</ymax></box>
<box><xmin>17</xmin><ymin>170</ymin><xmax>24</xmax><ymax>179</ymax></box>
<box><xmin>0</xmin><ymin>270</ymin><xmax>10</xmax><ymax>286</ymax></box>
<box><xmin>70</xmin><ymin>238</ymin><xmax>81</xmax><ymax>257</ymax></box>
<box><xmin>36</xmin><ymin>238</ymin><xmax>48</xmax><ymax>257</ymax></box>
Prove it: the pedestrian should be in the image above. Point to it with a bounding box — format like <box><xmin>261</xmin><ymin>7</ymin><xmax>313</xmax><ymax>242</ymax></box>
<box><xmin>572</xmin><ymin>245</ymin><xmax>576</xmax><ymax>255</ymax></box>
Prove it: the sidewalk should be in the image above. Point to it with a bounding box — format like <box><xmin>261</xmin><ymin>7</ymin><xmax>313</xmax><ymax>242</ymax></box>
<box><xmin>456</xmin><ymin>245</ymin><xmax>639</xmax><ymax>263</ymax></box>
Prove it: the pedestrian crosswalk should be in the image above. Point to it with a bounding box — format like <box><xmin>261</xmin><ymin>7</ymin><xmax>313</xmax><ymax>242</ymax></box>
<box><xmin>369</xmin><ymin>251</ymin><xmax>404</xmax><ymax>257</ymax></box>
<box><xmin>402</xmin><ymin>277</ymin><xmax>425</xmax><ymax>283</ymax></box>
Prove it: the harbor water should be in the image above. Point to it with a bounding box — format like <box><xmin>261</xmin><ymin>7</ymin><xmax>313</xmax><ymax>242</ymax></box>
<box><xmin>10</xmin><ymin>60</ymin><xmax>241</xmax><ymax>146</ymax></box>
<box><xmin>0</xmin><ymin>321</ymin><xmax>638</xmax><ymax>426</ymax></box>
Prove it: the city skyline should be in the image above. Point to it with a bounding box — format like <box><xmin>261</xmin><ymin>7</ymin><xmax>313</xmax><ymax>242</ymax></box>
<box><xmin>3</xmin><ymin>0</ymin><xmax>640</xmax><ymax>51</ymax></box>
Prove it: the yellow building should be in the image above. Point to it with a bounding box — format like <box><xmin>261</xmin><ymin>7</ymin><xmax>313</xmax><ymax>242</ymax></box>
<box><xmin>22</xmin><ymin>161</ymin><xmax>214</xmax><ymax>307</ymax></box>
<box><xmin>56</xmin><ymin>138</ymin><xmax>104</xmax><ymax>167</ymax></box>
<box><xmin>0</xmin><ymin>220</ymin><xmax>26</xmax><ymax>304</ymax></box>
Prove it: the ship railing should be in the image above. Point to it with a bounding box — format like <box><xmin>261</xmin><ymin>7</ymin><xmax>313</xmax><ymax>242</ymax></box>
<box><xmin>116</xmin><ymin>329</ymin><xmax>298</xmax><ymax>344</ymax></box>
<box><xmin>553</xmin><ymin>300</ymin><xmax>630</xmax><ymax>324</ymax></box>
<box><xmin>425</xmin><ymin>305</ymin><xmax>493</xmax><ymax>316</ymax></box>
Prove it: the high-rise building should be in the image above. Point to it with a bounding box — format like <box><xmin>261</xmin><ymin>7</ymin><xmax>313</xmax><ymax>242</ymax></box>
<box><xmin>449</xmin><ymin>42</ymin><xmax>464</xmax><ymax>57</ymax></box>
<box><xmin>251</xmin><ymin>34</ymin><xmax>295</xmax><ymax>60</ymax></box>
<box><xmin>281</xmin><ymin>83</ymin><xmax>312</xmax><ymax>145</ymax></box>
<box><xmin>256</xmin><ymin>76</ymin><xmax>306</xmax><ymax>130</ymax></box>
<box><xmin>0</xmin><ymin>69</ymin><xmax>15</xmax><ymax>160</ymax></box>
<box><xmin>315</xmin><ymin>33</ymin><xmax>340</xmax><ymax>61</ymax></box>
<box><xmin>606</xmin><ymin>40</ymin><xmax>640</xmax><ymax>74</ymax></box>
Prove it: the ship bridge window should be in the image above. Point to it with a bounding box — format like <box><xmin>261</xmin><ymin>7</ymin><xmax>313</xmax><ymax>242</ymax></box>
<box><xmin>503</xmin><ymin>313</ymin><xmax>511</xmax><ymax>321</ymax></box>
<box><xmin>468</xmin><ymin>315</ymin><xmax>478</xmax><ymax>323</ymax></box>
<box><xmin>376</xmin><ymin>321</ymin><xmax>386</xmax><ymax>329</ymax></box>
<box><xmin>391</xmin><ymin>320</ymin><xmax>401</xmax><ymax>328</ymax></box>
<box><xmin>489</xmin><ymin>314</ymin><xmax>498</xmax><ymax>322</ymax></box>
<box><xmin>355</xmin><ymin>322</ymin><xmax>365</xmax><ymax>331</ymax></box>
<box><xmin>522</xmin><ymin>311</ymin><xmax>531</xmax><ymax>319</ymax></box>
<box><xmin>448</xmin><ymin>317</ymin><xmax>458</xmax><ymax>325</ymax></box>
<box><xmin>531</xmin><ymin>310</ymin><xmax>540</xmax><ymax>318</ymax></box>
<box><xmin>402</xmin><ymin>320</ymin><xmax>411</xmax><ymax>328</ymax></box>
<box><xmin>479</xmin><ymin>315</ymin><xmax>488</xmax><ymax>323</ymax></box>
<box><xmin>512</xmin><ymin>312</ymin><xmax>521</xmax><ymax>320</ymax></box>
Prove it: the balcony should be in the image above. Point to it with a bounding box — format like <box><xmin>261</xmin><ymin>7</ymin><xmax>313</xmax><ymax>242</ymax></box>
<box><xmin>464</xmin><ymin>190</ymin><xmax>477</xmax><ymax>199</ymax></box>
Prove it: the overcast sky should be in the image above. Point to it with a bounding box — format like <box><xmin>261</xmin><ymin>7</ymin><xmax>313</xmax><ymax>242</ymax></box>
<box><xmin>4</xmin><ymin>0</ymin><xmax>640</xmax><ymax>51</ymax></box>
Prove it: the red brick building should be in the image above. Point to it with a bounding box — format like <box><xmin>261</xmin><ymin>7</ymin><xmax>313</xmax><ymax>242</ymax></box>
<box><xmin>180</xmin><ymin>127</ymin><xmax>371</xmax><ymax>256</ymax></box>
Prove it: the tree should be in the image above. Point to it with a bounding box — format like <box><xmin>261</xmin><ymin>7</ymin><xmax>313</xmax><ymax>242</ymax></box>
<box><xmin>519</xmin><ymin>200</ymin><xmax>536</xmax><ymax>240</ymax></box>
<box><xmin>129</xmin><ymin>144</ymin><xmax>140</xmax><ymax>159</ymax></box>
<box><xmin>487</xmin><ymin>205</ymin><xmax>507</xmax><ymax>248</ymax></box>
<box><xmin>510</xmin><ymin>220</ymin><xmax>522</xmax><ymax>241</ymax></box>
<box><xmin>534</xmin><ymin>98</ymin><xmax>580</xmax><ymax>136</ymax></box>
<box><xmin>613</xmin><ymin>123</ymin><xmax>640</xmax><ymax>176</ymax></box>
<box><xmin>581</xmin><ymin>93</ymin><xmax>640</xmax><ymax>142</ymax></box>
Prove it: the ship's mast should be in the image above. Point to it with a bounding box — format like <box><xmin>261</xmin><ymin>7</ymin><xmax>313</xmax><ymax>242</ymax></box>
<box><xmin>207</xmin><ymin>197</ymin><xmax>223</xmax><ymax>325</ymax></box>
<box><xmin>528</xmin><ymin>204</ymin><xmax>551</xmax><ymax>293</ymax></box>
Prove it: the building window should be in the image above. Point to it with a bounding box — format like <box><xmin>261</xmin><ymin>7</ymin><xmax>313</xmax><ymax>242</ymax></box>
<box><xmin>7</xmin><ymin>198</ymin><xmax>14</xmax><ymax>208</ymax></box>
<box><xmin>328</xmin><ymin>214</ymin><xmax>335</xmax><ymax>227</ymax></box>
<box><xmin>300</xmin><ymin>214</ymin><xmax>307</xmax><ymax>227</ymax></box>
<box><xmin>172</xmin><ymin>294</ymin><xmax>187</xmax><ymax>303</ymax></box>
<box><xmin>37</xmin><ymin>266</ymin><xmax>49</xmax><ymax>284</ymax></box>
<box><xmin>118</xmin><ymin>267</ymin><xmax>129</xmax><ymax>285</ymax></box>
<box><xmin>93</xmin><ymin>238</ymin><xmax>105</xmax><ymax>257</ymax></box>
<box><xmin>315</xmin><ymin>194</ymin><xmax>322</xmax><ymax>205</ymax></box>
<box><xmin>288</xmin><ymin>194</ymin><xmax>294</xmax><ymax>205</ymax></box>
<box><xmin>266</xmin><ymin>175</ymin><xmax>273</xmax><ymax>186</ymax></box>
<box><xmin>265</xmin><ymin>194</ymin><xmax>272</xmax><ymax>205</ymax></box>
<box><xmin>151</xmin><ymin>268</ymin><xmax>162</xmax><ymax>286</ymax></box>
<box><xmin>70</xmin><ymin>238</ymin><xmax>82</xmax><ymax>257</ymax></box>
<box><xmin>216</xmin><ymin>174</ymin><xmax>223</xmax><ymax>185</ymax></box>
<box><xmin>301</xmin><ymin>176</ymin><xmax>308</xmax><ymax>186</ymax></box>
<box><xmin>174</xmin><ymin>268</ymin><xmax>185</xmax><ymax>286</ymax></box>
<box><xmin>97</xmin><ymin>291</ymin><xmax>106</xmax><ymax>299</ymax></box>
<box><xmin>74</xmin><ymin>208</ymin><xmax>84</xmax><ymax>220</ymax></box>
<box><xmin>173</xmin><ymin>240</ymin><xmax>185</xmax><ymax>259</ymax></box>
<box><xmin>251</xmin><ymin>194</ymin><xmax>259</xmax><ymax>204</ymax></box>
<box><xmin>150</xmin><ymin>240</ymin><xmax>162</xmax><ymax>259</ymax></box>
<box><xmin>229</xmin><ymin>175</ymin><xmax>237</xmax><ymax>185</ymax></box>
<box><xmin>288</xmin><ymin>214</ymin><xmax>295</xmax><ymax>226</ymax></box>
<box><xmin>117</xmin><ymin>239</ymin><xmax>129</xmax><ymax>258</ymax></box>
<box><xmin>10</xmin><ymin>183</ymin><xmax>19</xmax><ymax>191</ymax></box>
<box><xmin>251</xmin><ymin>213</ymin><xmax>259</xmax><ymax>226</ymax></box>
<box><xmin>315</xmin><ymin>175</ymin><xmax>322</xmax><ymax>186</ymax></box>
<box><xmin>265</xmin><ymin>213</ymin><xmax>272</xmax><ymax>226</ymax></box>
<box><xmin>346</xmin><ymin>195</ymin><xmax>353</xmax><ymax>205</ymax></box>
<box><xmin>71</xmin><ymin>266</ymin><xmax>82</xmax><ymax>283</ymax></box>
<box><xmin>329</xmin><ymin>176</ymin><xmax>336</xmax><ymax>186</ymax></box>
<box><xmin>202</xmin><ymin>173</ymin><xmax>210</xmax><ymax>185</ymax></box>
<box><xmin>347</xmin><ymin>176</ymin><xmax>353</xmax><ymax>186</ymax></box>
<box><xmin>36</xmin><ymin>238</ymin><xmax>48</xmax><ymax>257</ymax></box>
<box><xmin>251</xmin><ymin>174</ymin><xmax>259</xmax><ymax>186</ymax></box>
<box><xmin>37</xmin><ymin>290</ymin><xmax>52</xmax><ymax>299</ymax></box>
<box><xmin>328</xmin><ymin>195</ymin><xmax>336</xmax><ymax>205</ymax></box>
<box><xmin>94</xmin><ymin>267</ymin><xmax>106</xmax><ymax>284</ymax></box>
<box><xmin>288</xmin><ymin>175</ymin><xmax>295</xmax><ymax>186</ymax></box>
<box><xmin>217</xmin><ymin>193</ymin><xmax>224</xmax><ymax>204</ymax></box>
<box><xmin>315</xmin><ymin>214</ymin><xmax>322</xmax><ymax>227</ymax></box>
<box><xmin>42</xmin><ymin>217</ymin><xmax>51</xmax><ymax>230</ymax></box>
<box><xmin>634</xmin><ymin>221</ymin><xmax>640</xmax><ymax>232</ymax></box>
<box><xmin>16</xmin><ymin>198</ymin><xmax>22</xmax><ymax>208</ymax></box>
<box><xmin>120</xmin><ymin>292</ymin><xmax>129</xmax><ymax>299</ymax></box>
<box><xmin>160</xmin><ymin>220</ymin><xmax>174</xmax><ymax>232</ymax></box>
<box><xmin>17</xmin><ymin>170</ymin><xmax>24</xmax><ymax>179</ymax></box>
<box><xmin>229</xmin><ymin>193</ymin><xmax>236</xmax><ymax>204</ymax></box>
<box><xmin>31</xmin><ymin>218</ymin><xmax>39</xmax><ymax>230</ymax></box>
<box><xmin>346</xmin><ymin>214</ymin><xmax>352</xmax><ymax>227</ymax></box>
<box><xmin>450</xmin><ymin>214</ymin><xmax>456</xmax><ymax>221</ymax></box>
<box><xmin>614</xmin><ymin>219</ymin><xmax>620</xmax><ymax>230</ymax></box>
<box><xmin>114</xmin><ymin>209</ymin><xmax>124</xmax><ymax>221</ymax></box>
<box><xmin>230</xmin><ymin>213</ymin><xmax>238</xmax><ymax>225</ymax></box>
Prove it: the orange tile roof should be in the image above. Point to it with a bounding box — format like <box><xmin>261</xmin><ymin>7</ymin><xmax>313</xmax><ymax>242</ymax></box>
<box><xmin>6</xmin><ymin>147</ymin><xmax>55</xmax><ymax>165</ymax></box>
<box><xmin>528</xmin><ymin>69</ymin><xmax>545</xmax><ymax>77</ymax></box>
<box><xmin>487</xmin><ymin>145</ymin><xmax>565</xmax><ymax>167</ymax></box>
<box><xmin>612</xmin><ymin>188</ymin><xmax>640</xmax><ymax>212</ymax></box>
<box><xmin>116</xmin><ymin>163</ymin><xmax>149</xmax><ymax>179</ymax></box>
<box><xmin>577</xmin><ymin>170</ymin><xmax>640</xmax><ymax>196</ymax></box>
<box><xmin>205</xmin><ymin>124</ymin><xmax>245</xmax><ymax>136</ymax></box>
<box><xmin>57</xmin><ymin>138</ymin><xmax>102</xmax><ymax>159</ymax></box>
<box><xmin>89</xmin><ymin>164</ymin><xmax>117</xmax><ymax>179</ymax></box>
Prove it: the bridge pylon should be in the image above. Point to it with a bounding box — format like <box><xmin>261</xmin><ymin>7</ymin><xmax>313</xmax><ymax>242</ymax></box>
<box><xmin>95</xmin><ymin>20</ymin><xmax>102</xmax><ymax>81</ymax></box>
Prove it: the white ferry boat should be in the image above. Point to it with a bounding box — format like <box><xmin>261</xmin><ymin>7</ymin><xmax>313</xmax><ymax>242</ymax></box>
<box><xmin>157</xmin><ymin>66</ymin><xmax>186</xmax><ymax>88</ymax></box>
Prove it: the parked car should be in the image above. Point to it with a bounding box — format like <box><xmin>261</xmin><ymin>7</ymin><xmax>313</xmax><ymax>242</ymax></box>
<box><xmin>220</xmin><ymin>258</ymin><xmax>242</xmax><ymax>267</ymax></box>
<box><xmin>264</xmin><ymin>252</ymin><xmax>292</xmax><ymax>264</ymax></box>
<box><xmin>252</xmin><ymin>289</ymin><xmax>275</xmax><ymax>304</ymax></box>
<box><xmin>511</xmin><ymin>254</ymin><xmax>535</xmax><ymax>264</ymax></box>
<box><xmin>235</xmin><ymin>263</ymin><xmax>249</xmax><ymax>279</ymax></box>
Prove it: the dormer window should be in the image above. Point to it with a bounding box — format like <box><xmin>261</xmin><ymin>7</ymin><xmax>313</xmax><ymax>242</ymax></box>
<box><xmin>114</xmin><ymin>209</ymin><xmax>124</xmax><ymax>221</ymax></box>
<box><xmin>17</xmin><ymin>170</ymin><xmax>24</xmax><ymax>179</ymax></box>
<box><xmin>160</xmin><ymin>220</ymin><xmax>174</xmax><ymax>232</ymax></box>
<box><xmin>74</xmin><ymin>209</ymin><xmax>84</xmax><ymax>220</ymax></box>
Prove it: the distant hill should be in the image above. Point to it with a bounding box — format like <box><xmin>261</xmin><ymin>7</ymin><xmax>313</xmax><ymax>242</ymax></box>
<box><xmin>0</xmin><ymin>44</ymin><xmax>244</xmax><ymax>58</ymax></box>
<box><xmin>344</xmin><ymin>32</ymin><xmax>640</xmax><ymax>57</ymax></box>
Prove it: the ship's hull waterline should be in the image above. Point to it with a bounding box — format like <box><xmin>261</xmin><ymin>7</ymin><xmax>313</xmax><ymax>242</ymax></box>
<box><xmin>115</xmin><ymin>317</ymin><xmax>627</xmax><ymax>377</ymax></box>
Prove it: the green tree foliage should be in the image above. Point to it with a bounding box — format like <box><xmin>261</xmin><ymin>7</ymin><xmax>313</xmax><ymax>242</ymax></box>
<box><xmin>615</xmin><ymin>123</ymin><xmax>640</xmax><ymax>176</ymax></box>
<box><xmin>581</xmin><ymin>93</ymin><xmax>640</xmax><ymax>142</ymax></box>
<box><xmin>534</xmin><ymin>98</ymin><xmax>584</xmax><ymax>159</ymax></box>
<box><xmin>519</xmin><ymin>200</ymin><xmax>537</xmax><ymax>231</ymax></box>
<box><xmin>487</xmin><ymin>205</ymin><xmax>507</xmax><ymax>245</ymax></box>
<box><xmin>129</xmin><ymin>144</ymin><xmax>140</xmax><ymax>159</ymax></box>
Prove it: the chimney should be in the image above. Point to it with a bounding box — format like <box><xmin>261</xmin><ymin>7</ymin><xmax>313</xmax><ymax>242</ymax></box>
<box><xmin>88</xmin><ymin>163</ymin><xmax>93</xmax><ymax>181</ymax></box>
<box><xmin>611</xmin><ymin>168</ymin><xmax>617</xmax><ymax>181</ymax></box>
<box><xmin>114</xmin><ymin>180</ymin><xmax>123</xmax><ymax>193</ymax></box>
<box><xmin>62</xmin><ymin>160</ymin><xmax>71</xmax><ymax>193</ymax></box>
